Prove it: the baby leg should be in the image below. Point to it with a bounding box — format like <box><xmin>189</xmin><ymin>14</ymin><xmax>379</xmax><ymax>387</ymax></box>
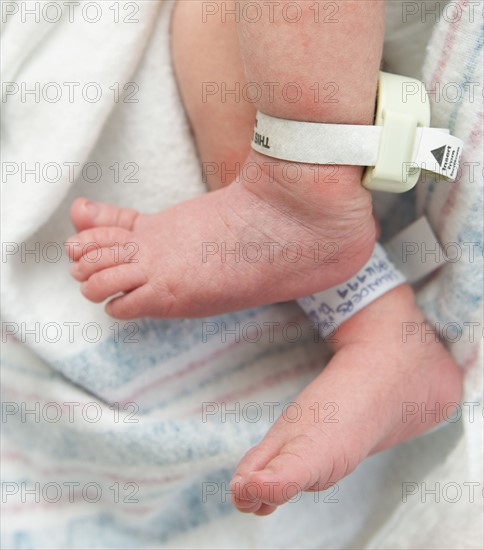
<box><xmin>230</xmin><ymin>284</ymin><xmax>463</xmax><ymax>515</ymax></box>
<box><xmin>67</xmin><ymin>1</ymin><xmax>384</xmax><ymax>318</ymax></box>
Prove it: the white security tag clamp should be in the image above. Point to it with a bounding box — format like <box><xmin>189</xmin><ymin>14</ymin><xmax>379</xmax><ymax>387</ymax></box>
<box><xmin>251</xmin><ymin>72</ymin><xmax>464</xmax><ymax>192</ymax></box>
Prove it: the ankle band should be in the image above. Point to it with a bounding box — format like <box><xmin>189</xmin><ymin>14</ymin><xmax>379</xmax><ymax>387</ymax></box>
<box><xmin>297</xmin><ymin>217</ymin><xmax>444</xmax><ymax>338</ymax></box>
<box><xmin>297</xmin><ymin>243</ymin><xmax>406</xmax><ymax>338</ymax></box>
<box><xmin>251</xmin><ymin>72</ymin><xmax>464</xmax><ymax>193</ymax></box>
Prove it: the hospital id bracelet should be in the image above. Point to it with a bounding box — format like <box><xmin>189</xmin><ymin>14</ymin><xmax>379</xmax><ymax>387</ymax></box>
<box><xmin>297</xmin><ymin>217</ymin><xmax>445</xmax><ymax>339</ymax></box>
<box><xmin>251</xmin><ymin>71</ymin><xmax>464</xmax><ymax>193</ymax></box>
<box><xmin>298</xmin><ymin>243</ymin><xmax>406</xmax><ymax>338</ymax></box>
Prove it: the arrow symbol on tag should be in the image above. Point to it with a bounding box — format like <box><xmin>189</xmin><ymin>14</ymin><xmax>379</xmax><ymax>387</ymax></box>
<box><xmin>431</xmin><ymin>145</ymin><xmax>447</xmax><ymax>167</ymax></box>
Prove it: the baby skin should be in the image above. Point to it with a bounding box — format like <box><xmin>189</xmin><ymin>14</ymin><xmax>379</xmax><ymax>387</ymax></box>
<box><xmin>66</xmin><ymin>1</ymin><xmax>463</xmax><ymax>515</ymax></box>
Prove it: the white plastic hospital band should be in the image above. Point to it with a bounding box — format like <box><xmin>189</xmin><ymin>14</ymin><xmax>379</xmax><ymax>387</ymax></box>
<box><xmin>297</xmin><ymin>217</ymin><xmax>444</xmax><ymax>338</ymax></box>
<box><xmin>252</xmin><ymin>113</ymin><xmax>462</xmax><ymax>182</ymax></box>
<box><xmin>251</xmin><ymin>72</ymin><xmax>464</xmax><ymax>193</ymax></box>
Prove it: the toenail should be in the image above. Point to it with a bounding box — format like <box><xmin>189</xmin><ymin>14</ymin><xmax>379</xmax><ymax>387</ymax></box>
<box><xmin>230</xmin><ymin>475</ymin><xmax>243</xmax><ymax>487</ymax></box>
<box><xmin>230</xmin><ymin>475</ymin><xmax>244</xmax><ymax>497</ymax></box>
<box><xmin>84</xmin><ymin>201</ymin><xmax>98</xmax><ymax>217</ymax></box>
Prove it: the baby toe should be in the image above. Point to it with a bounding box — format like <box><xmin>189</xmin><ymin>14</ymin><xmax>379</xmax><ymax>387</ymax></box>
<box><xmin>80</xmin><ymin>264</ymin><xmax>147</xmax><ymax>303</ymax></box>
<box><xmin>70</xmin><ymin>198</ymin><xmax>139</xmax><ymax>232</ymax></box>
<box><xmin>65</xmin><ymin>226</ymin><xmax>134</xmax><ymax>261</ymax></box>
<box><xmin>243</xmin><ymin>433</ymin><xmax>329</xmax><ymax>506</ymax></box>
<box><xmin>71</xmin><ymin>245</ymin><xmax>138</xmax><ymax>282</ymax></box>
<box><xmin>105</xmin><ymin>285</ymin><xmax>159</xmax><ymax>319</ymax></box>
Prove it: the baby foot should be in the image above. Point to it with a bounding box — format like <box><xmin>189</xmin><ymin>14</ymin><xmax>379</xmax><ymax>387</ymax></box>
<box><xmin>66</xmin><ymin>155</ymin><xmax>376</xmax><ymax>319</ymax></box>
<box><xmin>230</xmin><ymin>284</ymin><xmax>463</xmax><ymax>515</ymax></box>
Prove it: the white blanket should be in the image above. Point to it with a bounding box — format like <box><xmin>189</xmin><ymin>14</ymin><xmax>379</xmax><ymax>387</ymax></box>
<box><xmin>1</xmin><ymin>1</ymin><xmax>482</xmax><ymax>548</ymax></box>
